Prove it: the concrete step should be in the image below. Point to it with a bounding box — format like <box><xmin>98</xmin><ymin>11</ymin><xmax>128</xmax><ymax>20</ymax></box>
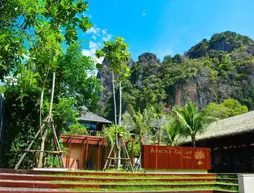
<box><xmin>0</xmin><ymin>173</ymin><xmax>217</xmax><ymax>182</ymax></box>
<box><xmin>0</xmin><ymin>187</ymin><xmax>215</xmax><ymax>193</ymax></box>
<box><xmin>0</xmin><ymin>179</ymin><xmax>215</xmax><ymax>189</ymax></box>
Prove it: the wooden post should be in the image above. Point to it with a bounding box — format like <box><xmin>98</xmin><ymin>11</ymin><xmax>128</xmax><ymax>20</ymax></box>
<box><xmin>97</xmin><ymin>139</ymin><xmax>101</xmax><ymax>170</ymax></box>
<box><xmin>66</xmin><ymin>137</ymin><xmax>70</xmax><ymax>167</ymax></box>
<box><xmin>84</xmin><ymin>137</ymin><xmax>89</xmax><ymax>169</ymax></box>
<box><xmin>131</xmin><ymin>139</ymin><xmax>134</xmax><ymax>168</ymax></box>
<box><xmin>67</xmin><ymin>136</ymin><xmax>72</xmax><ymax>169</ymax></box>
<box><xmin>81</xmin><ymin>138</ymin><xmax>85</xmax><ymax>169</ymax></box>
<box><xmin>102</xmin><ymin>139</ymin><xmax>105</xmax><ymax>170</ymax></box>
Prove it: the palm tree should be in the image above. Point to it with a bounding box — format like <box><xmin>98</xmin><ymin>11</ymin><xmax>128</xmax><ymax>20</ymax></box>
<box><xmin>145</xmin><ymin>104</ymin><xmax>165</xmax><ymax>145</ymax></box>
<box><xmin>102</xmin><ymin>124</ymin><xmax>130</xmax><ymax>145</ymax></box>
<box><xmin>162</xmin><ymin>118</ymin><xmax>182</xmax><ymax>146</ymax></box>
<box><xmin>122</xmin><ymin>109</ymin><xmax>151</xmax><ymax>145</ymax></box>
<box><xmin>173</xmin><ymin>102</ymin><xmax>215</xmax><ymax>147</ymax></box>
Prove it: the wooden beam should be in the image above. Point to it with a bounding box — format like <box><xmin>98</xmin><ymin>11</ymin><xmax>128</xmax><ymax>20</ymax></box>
<box><xmin>81</xmin><ymin>138</ymin><xmax>85</xmax><ymax>169</ymax></box>
<box><xmin>67</xmin><ymin>136</ymin><xmax>72</xmax><ymax>168</ymax></box>
<box><xmin>24</xmin><ymin>150</ymin><xmax>62</xmax><ymax>154</ymax></box>
<box><xmin>97</xmin><ymin>139</ymin><xmax>101</xmax><ymax>170</ymax></box>
<box><xmin>84</xmin><ymin>137</ymin><xmax>89</xmax><ymax>169</ymax></box>
<box><xmin>107</xmin><ymin>157</ymin><xmax>131</xmax><ymax>160</ymax></box>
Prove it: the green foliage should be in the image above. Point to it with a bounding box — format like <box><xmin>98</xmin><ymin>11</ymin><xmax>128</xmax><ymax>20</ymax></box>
<box><xmin>0</xmin><ymin>86</ymin><xmax>5</xmax><ymax>94</ymax></box>
<box><xmin>53</xmin><ymin>97</ymin><xmax>78</xmax><ymax>124</ymax></box>
<box><xmin>96</xmin><ymin>37</ymin><xmax>131</xmax><ymax>81</ymax></box>
<box><xmin>102</xmin><ymin>124</ymin><xmax>130</xmax><ymax>145</ymax></box>
<box><xmin>186</xmin><ymin>39</ymin><xmax>209</xmax><ymax>58</ymax></box>
<box><xmin>172</xmin><ymin>103</ymin><xmax>216</xmax><ymax>147</ymax></box>
<box><xmin>108</xmin><ymin>31</ymin><xmax>254</xmax><ymax>118</ymax></box>
<box><xmin>122</xmin><ymin>107</ymin><xmax>152</xmax><ymax>144</ymax></box>
<box><xmin>65</xmin><ymin>123</ymin><xmax>88</xmax><ymax>135</ymax></box>
<box><xmin>0</xmin><ymin>86</ymin><xmax>40</xmax><ymax>168</ymax></box>
<box><xmin>127</xmin><ymin>140</ymin><xmax>141</xmax><ymax>158</ymax></box>
<box><xmin>201</xmin><ymin>99</ymin><xmax>248</xmax><ymax>119</ymax></box>
<box><xmin>162</xmin><ymin>118</ymin><xmax>182</xmax><ymax>146</ymax></box>
<box><xmin>96</xmin><ymin>36</ymin><xmax>131</xmax><ymax>128</ymax></box>
<box><xmin>58</xmin><ymin>43</ymin><xmax>101</xmax><ymax>111</ymax></box>
<box><xmin>186</xmin><ymin>31</ymin><xmax>254</xmax><ymax>58</ymax></box>
<box><xmin>0</xmin><ymin>0</ymin><xmax>102</xmax><ymax>168</ymax></box>
<box><xmin>44</xmin><ymin>139</ymin><xmax>68</xmax><ymax>167</ymax></box>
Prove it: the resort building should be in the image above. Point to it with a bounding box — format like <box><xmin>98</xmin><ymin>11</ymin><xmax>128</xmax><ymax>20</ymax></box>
<box><xmin>62</xmin><ymin>112</ymin><xmax>112</xmax><ymax>170</ymax></box>
<box><xmin>78</xmin><ymin>111</ymin><xmax>112</xmax><ymax>135</ymax></box>
<box><xmin>182</xmin><ymin>111</ymin><xmax>254</xmax><ymax>173</ymax></box>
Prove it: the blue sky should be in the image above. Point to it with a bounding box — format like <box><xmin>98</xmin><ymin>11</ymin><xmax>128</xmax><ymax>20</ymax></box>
<box><xmin>81</xmin><ymin>0</ymin><xmax>254</xmax><ymax>61</ymax></box>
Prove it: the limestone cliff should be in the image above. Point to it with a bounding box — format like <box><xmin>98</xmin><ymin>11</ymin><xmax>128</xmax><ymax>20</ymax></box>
<box><xmin>98</xmin><ymin>31</ymin><xmax>254</xmax><ymax>118</ymax></box>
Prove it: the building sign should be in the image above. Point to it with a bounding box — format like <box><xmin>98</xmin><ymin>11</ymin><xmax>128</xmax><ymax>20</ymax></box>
<box><xmin>142</xmin><ymin>145</ymin><xmax>211</xmax><ymax>170</ymax></box>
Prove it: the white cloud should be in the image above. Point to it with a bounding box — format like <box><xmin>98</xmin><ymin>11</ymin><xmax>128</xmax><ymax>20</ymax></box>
<box><xmin>142</xmin><ymin>12</ymin><xmax>146</xmax><ymax>16</ymax></box>
<box><xmin>86</xmin><ymin>27</ymin><xmax>101</xmax><ymax>35</ymax></box>
<box><xmin>83</xmin><ymin>26</ymin><xmax>114</xmax><ymax>65</ymax></box>
<box><xmin>102</xmin><ymin>34</ymin><xmax>112</xmax><ymax>42</ymax></box>
<box><xmin>102</xmin><ymin>29</ymin><xmax>107</xmax><ymax>35</ymax></box>
<box><xmin>82</xmin><ymin>49</ymin><xmax>93</xmax><ymax>57</ymax></box>
<box><xmin>89</xmin><ymin>41</ymin><xmax>98</xmax><ymax>49</ymax></box>
<box><xmin>82</xmin><ymin>41</ymin><xmax>98</xmax><ymax>57</ymax></box>
<box><xmin>86</xmin><ymin>27</ymin><xmax>96</xmax><ymax>34</ymax></box>
<box><xmin>82</xmin><ymin>41</ymin><xmax>104</xmax><ymax>64</ymax></box>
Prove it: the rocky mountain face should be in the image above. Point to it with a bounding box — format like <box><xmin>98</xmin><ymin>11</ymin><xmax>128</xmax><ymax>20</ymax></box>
<box><xmin>98</xmin><ymin>31</ymin><xmax>254</xmax><ymax>119</ymax></box>
<box><xmin>97</xmin><ymin>58</ymin><xmax>133</xmax><ymax>111</ymax></box>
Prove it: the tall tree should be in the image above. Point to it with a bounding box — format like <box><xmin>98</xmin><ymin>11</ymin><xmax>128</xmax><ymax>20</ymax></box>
<box><xmin>57</xmin><ymin>43</ymin><xmax>101</xmax><ymax>111</ymax></box>
<box><xmin>1</xmin><ymin>0</ymin><xmax>94</xmax><ymax>168</ymax></box>
<box><xmin>96</xmin><ymin>37</ymin><xmax>130</xmax><ymax>168</ymax></box>
<box><xmin>96</xmin><ymin>37</ymin><xmax>130</xmax><ymax>125</ymax></box>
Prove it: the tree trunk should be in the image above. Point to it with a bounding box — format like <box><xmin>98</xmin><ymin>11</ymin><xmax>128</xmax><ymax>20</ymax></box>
<box><xmin>118</xmin><ymin>81</ymin><xmax>122</xmax><ymax>126</ymax></box>
<box><xmin>111</xmin><ymin>72</ymin><xmax>121</xmax><ymax>168</ymax></box>
<box><xmin>112</xmin><ymin>72</ymin><xmax>117</xmax><ymax>125</ymax></box>
<box><xmin>191</xmin><ymin>135</ymin><xmax>196</xmax><ymax>147</ymax></box>
<box><xmin>39</xmin><ymin>68</ymin><xmax>49</xmax><ymax>129</ymax></box>
<box><xmin>117</xmin><ymin>81</ymin><xmax>123</xmax><ymax>168</ymax></box>
<box><xmin>38</xmin><ymin>72</ymin><xmax>56</xmax><ymax>168</ymax></box>
<box><xmin>117</xmin><ymin>136</ymin><xmax>121</xmax><ymax>169</ymax></box>
<box><xmin>49</xmin><ymin>72</ymin><xmax>56</xmax><ymax>118</ymax></box>
<box><xmin>157</xmin><ymin>119</ymin><xmax>161</xmax><ymax>145</ymax></box>
<box><xmin>37</xmin><ymin>128</ymin><xmax>48</xmax><ymax>167</ymax></box>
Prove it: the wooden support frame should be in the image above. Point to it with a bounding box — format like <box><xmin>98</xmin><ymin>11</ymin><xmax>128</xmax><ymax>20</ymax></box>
<box><xmin>15</xmin><ymin>72</ymin><xmax>63</xmax><ymax>169</ymax></box>
<box><xmin>24</xmin><ymin>150</ymin><xmax>62</xmax><ymax>154</ymax></box>
<box><xmin>103</xmin><ymin>136</ymin><xmax>134</xmax><ymax>172</ymax></box>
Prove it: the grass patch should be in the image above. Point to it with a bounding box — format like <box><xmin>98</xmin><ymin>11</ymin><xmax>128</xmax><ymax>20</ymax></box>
<box><xmin>52</xmin><ymin>180</ymin><xmax>216</xmax><ymax>185</ymax></box>
<box><xmin>48</xmin><ymin>174</ymin><xmax>216</xmax><ymax>179</ymax></box>
<box><xmin>61</xmin><ymin>185</ymin><xmax>215</xmax><ymax>192</ymax></box>
<box><xmin>70</xmin><ymin>169</ymin><xmax>144</xmax><ymax>173</ymax></box>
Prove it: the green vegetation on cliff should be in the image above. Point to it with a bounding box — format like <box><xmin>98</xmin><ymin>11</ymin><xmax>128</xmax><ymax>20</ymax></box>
<box><xmin>99</xmin><ymin>31</ymin><xmax>254</xmax><ymax>121</ymax></box>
